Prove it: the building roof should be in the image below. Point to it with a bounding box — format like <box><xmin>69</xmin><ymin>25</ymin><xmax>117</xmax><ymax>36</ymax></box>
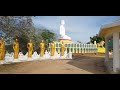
<box><xmin>101</xmin><ymin>20</ymin><xmax>120</xmax><ymax>29</ymax></box>
<box><xmin>99</xmin><ymin>20</ymin><xmax>120</xmax><ymax>37</ymax></box>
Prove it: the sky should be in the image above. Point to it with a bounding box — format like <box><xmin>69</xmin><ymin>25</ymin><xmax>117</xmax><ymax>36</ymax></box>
<box><xmin>32</xmin><ymin>16</ymin><xmax>119</xmax><ymax>43</ymax></box>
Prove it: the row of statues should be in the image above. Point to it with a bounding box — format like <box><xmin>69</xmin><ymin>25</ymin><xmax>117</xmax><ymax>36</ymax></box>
<box><xmin>0</xmin><ymin>38</ymin><xmax>65</xmax><ymax>60</ymax></box>
<box><xmin>50</xmin><ymin>41</ymin><xmax>65</xmax><ymax>56</ymax></box>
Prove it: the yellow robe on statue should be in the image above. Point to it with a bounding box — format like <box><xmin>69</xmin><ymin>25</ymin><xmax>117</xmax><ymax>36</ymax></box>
<box><xmin>0</xmin><ymin>41</ymin><xmax>2</xmax><ymax>60</ymax></box>
<box><xmin>61</xmin><ymin>43</ymin><xmax>65</xmax><ymax>56</ymax></box>
<box><xmin>2</xmin><ymin>40</ymin><xmax>5</xmax><ymax>60</ymax></box>
<box><xmin>51</xmin><ymin>43</ymin><xmax>55</xmax><ymax>56</ymax></box>
<box><xmin>13</xmin><ymin>41</ymin><xmax>19</xmax><ymax>59</ymax></box>
<box><xmin>27</xmin><ymin>42</ymin><xmax>33</xmax><ymax>58</ymax></box>
<box><xmin>40</xmin><ymin>42</ymin><xmax>45</xmax><ymax>57</ymax></box>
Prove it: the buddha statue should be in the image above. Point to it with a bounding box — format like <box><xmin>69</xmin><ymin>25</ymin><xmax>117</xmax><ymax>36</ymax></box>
<box><xmin>61</xmin><ymin>42</ymin><xmax>65</xmax><ymax>56</ymax></box>
<box><xmin>59</xmin><ymin>20</ymin><xmax>71</xmax><ymax>40</ymax></box>
<box><xmin>51</xmin><ymin>41</ymin><xmax>55</xmax><ymax>56</ymax></box>
<box><xmin>39</xmin><ymin>40</ymin><xmax>45</xmax><ymax>57</ymax></box>
<box><xmin>27</xmin><ymin>40</ymin><xmax>33</xmax><ymax>58</ymax></box>
<box><xmin>13</xmin><ymin>39</ymin><xmax>19</xmax><ymax>59</ymax></box>
<box><xmin>0</xmin><ymin>40</ymin><xmax>2</xmax><ymax>60</ymax></box>
<box><xmin>1</xmin><ymin>38</ymin><xmax>5</xmax><ymax>60</ymax></box>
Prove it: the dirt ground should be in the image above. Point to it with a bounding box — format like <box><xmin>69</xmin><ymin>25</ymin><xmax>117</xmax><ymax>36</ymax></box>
<box><xmin>0</xmin><ymin>54</ymin><xmax>108</xmax><ymax>74</ymax></box>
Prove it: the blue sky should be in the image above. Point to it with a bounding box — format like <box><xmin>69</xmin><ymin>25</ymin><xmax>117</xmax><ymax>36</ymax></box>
<box><xmin>32</xmin><ymin>16</ymin><xmax>119</xmax><ymax>43</ymax></box>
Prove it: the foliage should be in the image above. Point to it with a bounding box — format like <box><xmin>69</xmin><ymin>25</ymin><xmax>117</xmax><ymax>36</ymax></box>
<box><xmin>5</xmin><ymin>34</ymin><xmax>30</xmax><ymax>55</ymax></box>
<box><xmin>5</xmin><ymin>45</ymin><xmax>13</xmax><ymax>53</ymax></box>
<box><xmin>31</xmin><ymin>32</ymin><xmax>42</xmax><ymax>54</ymax></box>
<box><xmin>0</xmin><ymin>16</ymin><xmax>34</xmax><ymax>54</ymax></box>
<box><xmin>90</xmin><ymin>35</ymin><xmax>105</xmax><ymax>44</ymax></box>
<box><xmin>0</xmin><ymin>16</ymin><xmax>33</xmax><ymax>38</ymax></box>
<box><xmin>17</xmin><ymin>34</ymin><xmax>30</xmax><ymax>55</ymax></box>
<box><xmin>86</xmin><ymin>42</ymin><xmax>90</xmax><ymax>44</ymax></box>
<box><xmin>41</xmin><ymin>29</ymin><xmax>57</xmax><ymax>50</ymax></box>
<box><xmin>0</xmin><ymin>16</ymin><xmax>57</xmax><ymax>53</ymax></box>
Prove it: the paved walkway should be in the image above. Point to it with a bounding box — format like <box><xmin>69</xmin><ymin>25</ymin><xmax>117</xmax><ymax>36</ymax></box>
<box><xmin>0</xmin><ymin>54</ymin><xmax>108</xmax><ymax>74</ymax></box>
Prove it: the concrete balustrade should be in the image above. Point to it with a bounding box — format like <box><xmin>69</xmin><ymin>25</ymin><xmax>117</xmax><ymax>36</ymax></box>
<box><xmin>0</xmin><ymin>50</ymin><xmax>72</xmax><ymax>65</ymax></box>
<box><xmin>49</xmin><ymin>42</ymin><xmax>98</xmax><ymax>54</ymax></box>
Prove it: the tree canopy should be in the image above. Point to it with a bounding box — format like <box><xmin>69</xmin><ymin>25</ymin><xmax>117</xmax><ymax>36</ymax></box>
<box><xmin>89</xmin><ymin>35</ymin><xmax>105</xmax><ymax>44</ymax></box>
<box><xmin>0</xmin><ymin>16</ymin><xmax>57</xmax><ymax>54</ymax></box>
<box><xmin>0</xmin><ymin>16</ymin><xmax>34</xmax><ymax>38</ymax></box>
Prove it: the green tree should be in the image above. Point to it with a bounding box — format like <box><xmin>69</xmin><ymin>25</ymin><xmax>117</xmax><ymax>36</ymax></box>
<box><xmin>90</xmin><ymin>35</ymin><xmax>105</xmax><ymax>44</ymax></box>
<box><xmin>17</xmin><ymin>34</ymin><xmax>29</xmax><ymax>55</ymax></box>
<box><xmin>31</xmin><ymin>34</ymin><xmax>42</xmax><ymax>54</ymax></box>
<box><xmin>29</xmin><ymin>27</ymin><xmax>57</xmax><ymax>53</ymax></box>
<box><xmin>0</xmin><ymin>16</ymin><xmax>34</xmax><ymax>53</ymax></box>
<box><xmin>41</xmin><ymin>29</ymin><xmax>57</xmax><ymax>50</ymax></box>
<box><xmin>0</xmin><ymin>16</ymin><xmax>58</xmax><ymax>54</ymax></box>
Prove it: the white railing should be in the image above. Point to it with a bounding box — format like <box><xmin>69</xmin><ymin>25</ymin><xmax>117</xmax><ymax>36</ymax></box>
<box><xmin>0</xmin><ymin>50</ymin><xmax>72</xmax><ymax>65</ymax></box>
<box><xmin>49</xmin><ymin>43</ymin><xmax>98</xmax><ymax>54</ymax></box>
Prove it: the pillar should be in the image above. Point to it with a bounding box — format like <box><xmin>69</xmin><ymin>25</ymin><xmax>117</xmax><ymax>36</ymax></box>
<box><xmin>113</xmin><ymin>32</ymin><xmax>119</xmax><ymax>72</ymax></box>
<box><xmin>69</xmin><ymin>48</ymin><xmax>71</xmax><ymax>53</ymax></box>
<box><xmin>105</xmin><ymin>37</ymin><xmax>109</xmax><ymax>62</ymax></box>
<box><xmin>73</xmin><ymin>48</ymin><xmax>74</xmax><ymax>53</ymax></box>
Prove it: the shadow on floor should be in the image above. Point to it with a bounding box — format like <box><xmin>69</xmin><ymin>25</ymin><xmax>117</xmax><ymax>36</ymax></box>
<box><xmin>67</xmin><ymin>54</ymin><xmax>108</xmax><ymax>74</ymax></box>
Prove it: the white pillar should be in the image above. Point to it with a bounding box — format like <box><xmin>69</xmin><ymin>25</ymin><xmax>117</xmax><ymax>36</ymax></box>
<box><xmin>105</xmin><ymin>37</ymin><xmax>109</xmax><ymax>62</ymax></box>
<box><xmin>69</xmin><ymin>48</ymin><xmax>71</xmax><ymax>53</ymax></box>
<box><xmin>113</xmin><ymin>32</ymin><xmax>119</xmax><ymax>72</ymax></box>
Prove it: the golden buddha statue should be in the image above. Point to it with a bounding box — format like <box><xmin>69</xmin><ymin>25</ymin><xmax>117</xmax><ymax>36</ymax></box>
<box><xmin>1</xmin><ymin>38</ymin><xmax>5</xmax><ymax>60</ymax></box>
<box><xmin>27</xmin><ymin>40</ymin><xmax>33</xmax><ymax>58</ymax></box>
<box><xmin>13</xmin><ymin>39</ymin><xmax>19</xmax><ymax>59</ymax></box>
<box><xmin>0</xmin><ymin>40</ymin><xmax>2</xmax><ymax>60</ymax></box>
<box><xmin>61</xmin><ymin>42</ymin><xmax>65</xmax><ymax>56</ymax></box>
<box><xmin>39</xmin><ymin>40</ymin><xmax>45</xmax><ymax>57</ymax></box>
<box><xmin>51</xmin><ymin>41</ymin><xmax>55</xmax><ymax>56</ymax></box>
